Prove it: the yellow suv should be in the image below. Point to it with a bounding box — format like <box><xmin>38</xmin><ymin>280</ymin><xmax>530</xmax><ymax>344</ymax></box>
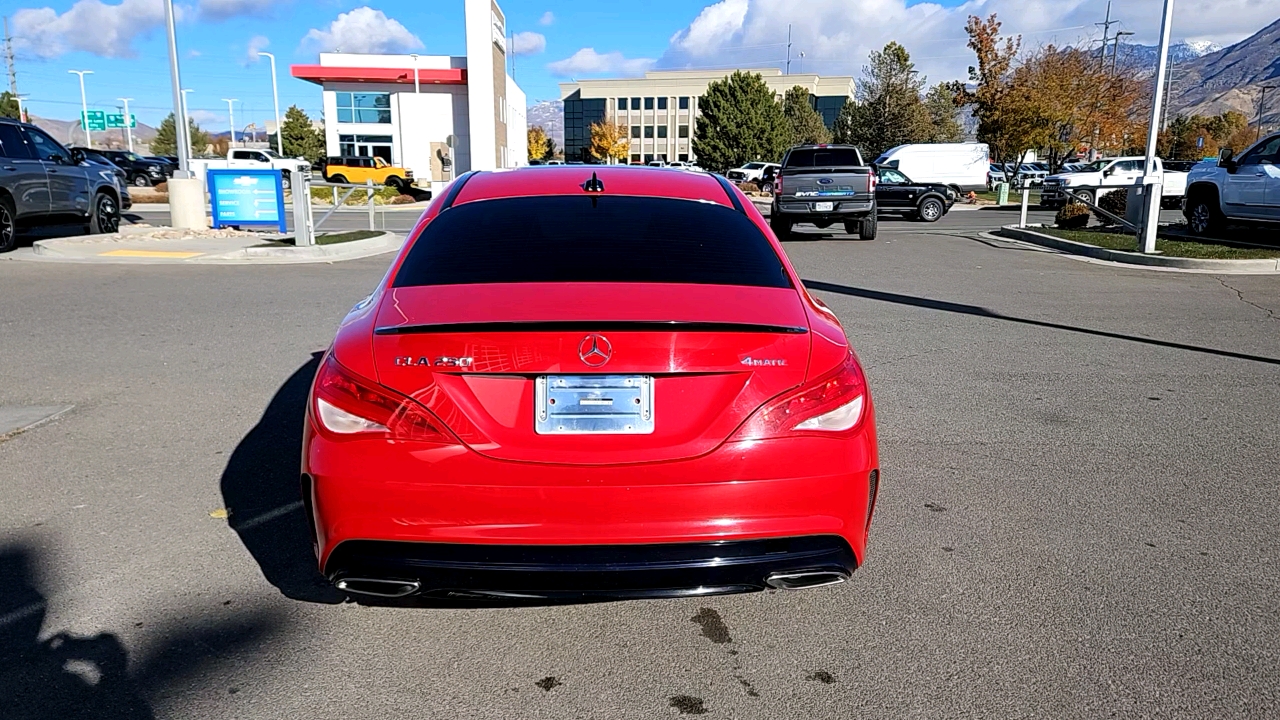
<box><xmin>321</xmin><ymin>156</ymin><xmax>414</xmax><ymax>190</ymax></box>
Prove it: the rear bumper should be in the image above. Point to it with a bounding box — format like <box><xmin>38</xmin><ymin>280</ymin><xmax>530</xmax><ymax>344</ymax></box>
<box><xmin>773</xmin><ymin>200</ymin><xmax>874</xmax><ymax>219</ymax></box>
<box><xmin>305</xmin><ymin>423</ymin><xmax>879</xmax><ymax>577</ymax></box>
<box><xmin>325</xmin><ymin>535</ymin><xmax>859</xmax><ymax>600</ymax></box>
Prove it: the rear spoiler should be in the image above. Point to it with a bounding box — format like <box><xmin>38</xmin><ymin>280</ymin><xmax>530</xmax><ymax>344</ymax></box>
<box><xmin>375</xmin><ymin>320</ymin><xmax>808</xmax><ymax>336</ymax></box>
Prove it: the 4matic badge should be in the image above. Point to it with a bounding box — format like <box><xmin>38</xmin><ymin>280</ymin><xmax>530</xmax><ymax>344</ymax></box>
<box><xmin>740</xmin><ymin>356</ymin><xmax>787</xmax><ymax>367</ymax></box>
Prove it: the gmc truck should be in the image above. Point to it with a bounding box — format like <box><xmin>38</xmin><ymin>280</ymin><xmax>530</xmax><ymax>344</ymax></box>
<box><xmin>770</xmin><ymin>144</ymin><xmax>878</xmax><ymax>240</ymax></box>
<box><xmin>1184</xmin><ymin>133</ymin><xmax>1280</xmax><ymax>235</ymax></box>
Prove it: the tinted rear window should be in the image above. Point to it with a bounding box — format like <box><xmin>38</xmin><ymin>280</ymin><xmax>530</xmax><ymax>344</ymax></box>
<box><xmin>393</xmin><ymin>196</ymin><xmax>791</xmax><ymax>289</ymax></box>
<box><xmin>786</xmin><ymin>148</ymin><xmax>863</xmax><ymax>167</ymax></box>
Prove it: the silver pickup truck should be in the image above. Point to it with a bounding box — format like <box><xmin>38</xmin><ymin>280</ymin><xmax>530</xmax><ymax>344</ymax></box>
<box><xmin>770</xmin><ymin>144</ymin><xmax>878</xmax><ymax>240</ymax></box>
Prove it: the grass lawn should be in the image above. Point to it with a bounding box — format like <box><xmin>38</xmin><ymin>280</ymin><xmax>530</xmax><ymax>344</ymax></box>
<box><xmin>1035</xmin><ymin>227</ymin><xmax>1280</xmax><ymax>260</ymax></box>
<box><xmin>974</xmin><ymin>189</ymin><xmax>1041</xmax><ymax>204</ymax></box>
<box><xmin>254</xmin><ymin>230</ymin><xmax>384</xmax><ymax>248</ymax></box>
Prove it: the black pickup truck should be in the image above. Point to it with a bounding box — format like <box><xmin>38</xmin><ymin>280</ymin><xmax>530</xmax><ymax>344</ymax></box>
<box><xmin>770</xmin><ymin>144</ymin><xmax>877</xmax><ymax>240</ymax></box>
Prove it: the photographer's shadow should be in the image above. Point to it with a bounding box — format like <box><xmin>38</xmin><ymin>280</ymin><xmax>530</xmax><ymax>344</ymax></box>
<box><xmin>220</xmin><ymin>353</ymin><xmax>344</xmax><ymax>604</ymax></box>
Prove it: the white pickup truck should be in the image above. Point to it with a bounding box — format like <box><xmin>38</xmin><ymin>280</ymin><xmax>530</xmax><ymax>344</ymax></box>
<box><xmin>1039</xmin><ymin>157</ymin><xmax>1188</xmax><ymax>209</ymax></box>
<box><xmin>189</xmin><ymin>149</ymin><xmax>311</xmax><ymax>189</ymax></box>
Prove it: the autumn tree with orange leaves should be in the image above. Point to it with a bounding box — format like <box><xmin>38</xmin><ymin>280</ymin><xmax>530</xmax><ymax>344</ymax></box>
<box><xmin>954</xmin><ymin>13</ymin><xmax>1148</xmax><ymax>170</ymax></box>
<box><xmin>587</xmin><ymin>121</ymin><xmax>630</xmax><ymax>164</ymax></box>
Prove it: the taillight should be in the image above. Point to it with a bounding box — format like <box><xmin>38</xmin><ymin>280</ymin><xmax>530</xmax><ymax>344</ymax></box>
<box><xmin>869</xmin><ymin>172</ymin><xmax>877</xmax><ymax>191</ymax></box>
<box><xmin>311</xmin><ymin>354</ymin><xmax>458</xmax><ymax>444</ymax></box>
<box><xmin>775</xmin><ymin>175</ymin><xmax>782</xmax><ymax>194</ymax></box>
<box><xmin>731</xmin><ymin>353</ymin><xmax>867</xmax><ymax>441</ymax></box>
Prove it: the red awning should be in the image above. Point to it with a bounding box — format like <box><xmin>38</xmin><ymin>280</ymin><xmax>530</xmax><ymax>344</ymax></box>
<box><xmin>290</xmin><ymin>65</ymin><xmax>467</xmax><ymax>86</ymax></box>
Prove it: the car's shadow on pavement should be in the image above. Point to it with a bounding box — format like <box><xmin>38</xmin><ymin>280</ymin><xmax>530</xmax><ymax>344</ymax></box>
<box><xmin>0</xmin><ymin>543</ymin><xmax>284</xmax><ymax>718</ymax></box>
<box><xmin>220</xmin><ymin>353</ymin><xmax>345</xmax><ymax>604</ymax></box>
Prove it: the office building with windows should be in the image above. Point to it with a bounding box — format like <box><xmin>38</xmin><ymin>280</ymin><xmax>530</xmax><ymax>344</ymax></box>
<box><xmin>292</xmin><ymin>0</ymin><xmax>527</xmax><ymax>192</ymax></box>
<box><xmin>559</xmin><ymin>69</ymin><xmax>854</xmax><ymax>164</ymax></box>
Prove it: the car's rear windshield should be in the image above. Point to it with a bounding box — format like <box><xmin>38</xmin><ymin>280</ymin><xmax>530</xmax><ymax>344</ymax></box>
<box><xmin>392</xmin><ymin>196</ymin><xmax>791</xmax><ymax>289</ymax></box>
<box><xmin>785</xmin><ymin>148</ymin><xmax>863</xmax><ymax>167</ymax></box>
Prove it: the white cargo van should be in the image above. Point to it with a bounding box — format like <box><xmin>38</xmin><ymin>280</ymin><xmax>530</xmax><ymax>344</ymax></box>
<box><xmin>873</xmin><ymin>143</ymin><xmax>989</xmax><ymax>193</ymax></box>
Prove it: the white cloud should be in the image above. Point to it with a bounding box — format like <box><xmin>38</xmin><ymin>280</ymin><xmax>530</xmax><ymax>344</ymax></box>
<box><xmin>245</xmin><ymin>35</ymin><xmax>270</xmax><ymax>65</ymax></box>
<box><xmin>548</xmin><ymin>48</ymin><xmax>657</xmax><ymax>78</ymax></box>
<box><xmin>302</xmin><ymin>7</ymin><xmax>424</xmax><ymax>55</ymax></box>
<box><xmin>11</xmin><ymin>0</ymin><xmax>170</xmax><ymax>59</ymax></box>
<box><xmin>199</xmin><ymin>0</ymin><xmax>272</xmax><ymax>21</ymax></box>
<box><xmin>511</xmin><ymin>31</ymin><xmax>546</xmax><ymax>57</ymax></box>
<box><xmin>539</xmin><ymin>11</ymin><xmax>554</xmax><ymax>26</ymax></box>
<box><xmin>660</xmin><ymin>0</ymin><xmax>1280</xmax><ymax>84</ymax></box>
<box><xmin>188</xmin><ymin>109</ymin><xmax>222</xmax><ymax>127</ymax></box>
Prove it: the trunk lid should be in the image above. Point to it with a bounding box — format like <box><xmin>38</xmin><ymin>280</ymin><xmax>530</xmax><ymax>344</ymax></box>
<box><xmin>372</xmin><ymin>283</ymin><xmax>810</xmax><ymax>465</ymax></box>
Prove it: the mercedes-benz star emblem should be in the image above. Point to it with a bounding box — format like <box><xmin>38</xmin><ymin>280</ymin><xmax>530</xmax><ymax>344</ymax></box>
<box><xmin>578</xmin><ymin>334</ymin><xmax>612</xmax><ymax>367</ymax></box>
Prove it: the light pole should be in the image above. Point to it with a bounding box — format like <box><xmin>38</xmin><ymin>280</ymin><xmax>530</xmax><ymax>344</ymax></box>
<box><xmin>1257</xmin><ymin>85</ymin><xmax>1276</xmax><ymax>142</ymax></box>
<box><xmin>1110</xmin><ymin>31</ymin><xmax>1134</xmax><ymax>74</ymax></box>
<box><xmin>162</xmin><ymin>0</ymin><xmax>190</xmax><ymax>175</ymax></box>
<box><xmin>68</xmin><ymin>69</ymin><xmax>93</xmax><ymax>146</ymax></box>
<box><xmin>15</xmin><ymin>93</ymin><xmax>28</xmax><ymax>123</ymax></box>
<box><xmin>1139</xmin><ymin>0</ymin><xmax>1175</xmax><ymax>254</ymax></box>
<box><xmin>222</xmin><ymin>98</ymin><xmax>238</xmax><ymax>148</ymax></box>
<box><xmin>410</xmin><ymin>53</ymin><xmax>420</xmax><ymax>93</ymax></box>
<box><xmin>181</xmin><ymin>88</ymin><xmax>195</xmax><ymax>156</ymax></box>
<box><xmin>118</xmin><ymin>97</ymin><xmax>134</xmax><ymax>151</ymax></box>
<box><xmin>258</xmin><ymin>51</ymin><xmax>283</xmax><ymax>155</ymax></box>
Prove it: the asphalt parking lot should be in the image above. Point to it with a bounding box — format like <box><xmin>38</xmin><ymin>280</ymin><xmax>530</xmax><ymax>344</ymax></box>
<box><xmin>2</xmin><ymin>207</ymin><xmax>1278</xmax><ymax>719</ymax></box>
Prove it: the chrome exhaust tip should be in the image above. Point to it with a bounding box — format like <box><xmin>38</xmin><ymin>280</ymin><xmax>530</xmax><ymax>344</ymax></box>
<box><xmin>764</xmin><ymin>570</ymin><xmax>849</xmax><ymax>590</ymax></box>
<box><xmin>334</xmin><ymin>577</ymin><xmax>421</xmax><ymax>598</ymax></box>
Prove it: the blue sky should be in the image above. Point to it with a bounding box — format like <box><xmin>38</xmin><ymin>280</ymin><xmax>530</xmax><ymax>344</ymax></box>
<box><xmin>8</xmin><ymin>0</ymin><xmax>1274</xmax><ymax>132</ymax></box>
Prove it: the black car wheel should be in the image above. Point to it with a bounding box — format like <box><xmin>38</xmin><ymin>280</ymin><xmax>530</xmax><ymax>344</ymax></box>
<box><xmin>281</xmin><ymin>175</ymin><xmax>292</xmax><ymax>190</ymax></box>
<box><xmin>857</xmin><ymin>214</ymin><xmax>878</xmax><ymax>240</ymax></box>
<box><xmin>760</xmin><ymin>181</ymin><xmax>774</xmax><ymax>195</ymax></box>
<box><xmin>329</xmin><ymin>174</ymin><xmax>348</xmax><ymax>185</ymax></box>
<box><xmin>918</xmin><ymin>197</ymin><xmax>945</xmax><ymax>222</ymax></box>
<box><xmin>1186</xmin><ymin>197</ymin><xmax>1222</xmax><ymax>236</ymax></box>
<box><xmin>89</xmin><ymin>192</ymin><xmax>120</xmax><ymax>235</ymax></box>
<box><xmin>0</xmin><ymin>196</ymin><xmax>16</xmax><ymax>253</ymax></box>
<box><xmin>132</xmin><ymin>174</ymin><xmax>151</xmax><ymax>187</ymax></box>
<box><xmin>770</xmin><ymin>214</ymin><xmax>792</xmax><ymax>240</ymax></box>
<box><xmin>385</xmin><ymin>176</ymin><xmax>403</xmax><ymax>191</ymax></box>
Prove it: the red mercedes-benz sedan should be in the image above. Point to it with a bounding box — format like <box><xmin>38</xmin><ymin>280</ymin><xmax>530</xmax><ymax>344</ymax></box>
<box><xmin>302</xmin><ymin>166</ymin><xmax>879</xmax><ymax>601</ymax></box>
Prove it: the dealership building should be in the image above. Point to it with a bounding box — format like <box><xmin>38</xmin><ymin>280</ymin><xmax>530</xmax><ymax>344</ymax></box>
<box><xmin>291</xmin><ymin>0</ymin><xmax>526</xmax><ymax>192</ymax></box>
<box><xmin>559</xmin><ymin>69</ymin><xmax>855</xmax><ymax>164</ymax></box>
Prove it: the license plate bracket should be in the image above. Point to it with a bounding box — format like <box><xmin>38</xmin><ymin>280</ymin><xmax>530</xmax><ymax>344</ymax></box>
<box><xmin>535</xmin><ymin>375</ymin><xmax>654</xmax><ymax>435</ymax></box>
<box><xmin>814</xmin><ymin>201</ymin><xmax>834</xmax><ymax>212</ymax></box>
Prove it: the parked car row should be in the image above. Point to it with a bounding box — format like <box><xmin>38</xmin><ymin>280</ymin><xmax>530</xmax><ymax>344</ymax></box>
<box><xmin>0</xmin><ymin>117</ymin><xmax>128</xmax><ymax>252</ymax></box>
<box><xmin>1038</xmin><ymin>157</ymin><xmax>1188</xmax><ymax>209</ymax></box>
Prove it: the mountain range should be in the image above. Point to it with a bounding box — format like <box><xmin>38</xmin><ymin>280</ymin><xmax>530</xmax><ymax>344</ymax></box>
<box><xmin>1164</xmin><ymin>16</ymin><xmax>1280</xmax><ymax>127</ymax></box>
<box><xmin>28</xmin><ymin>114</ymin><xmax>158</xmax><ymax>150</ymax></box>
<box><xmin>527</xmin><ymin>100</ymin><xmax>565</xmax><ymax>151</ymax></box>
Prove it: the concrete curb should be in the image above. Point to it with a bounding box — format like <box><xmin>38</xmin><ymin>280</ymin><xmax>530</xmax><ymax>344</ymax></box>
<box><xmin>995</xmin><ymin>225</ymin><xmax>1280</xmax><ymax>273</ymax></box>
<box><xmin>195</xmin><ymin>232</ymin><xmax>404</xmax><ymax>264</ymax></box>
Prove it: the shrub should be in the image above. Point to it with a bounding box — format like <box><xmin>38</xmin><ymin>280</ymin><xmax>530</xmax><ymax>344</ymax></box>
<box><xmin>389</xmin><ymin>194</ymin><xmax>417</xmax><ymax>205</ymax></box>
<box><xmin>738</xmin><ymin>182</ymin><xmax>761</xmax><ymax>193</ymax></box>
<box><xmin>1055</xmin><ymin>202</ymin><xmax>1090</xmax><ymax>229</ymax></box>
<box><xmin>1094</xmin><ymin>189</ymin><xmax>1128</xmax><ymax>225</ymax></box>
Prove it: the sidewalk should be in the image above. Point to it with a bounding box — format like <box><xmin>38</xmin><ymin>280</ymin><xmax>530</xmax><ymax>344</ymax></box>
<box><xmin>10</xmin><ymin>225</ymin><xmax>403</xmax><ymax>265</ymax></box>
<box><xmin>127</xmin><ymin>201</ymin><xmax>432</xmax><ymax>214</ymax></box>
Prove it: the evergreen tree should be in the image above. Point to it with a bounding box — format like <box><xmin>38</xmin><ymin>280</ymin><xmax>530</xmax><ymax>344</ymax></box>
<box><xmin>0</xmin><ymin>91</ymin><xmax>19</xmax><ymax>120</ymax></box>
<box><xmin>832</xmin><ymin>99</ymin><xmax>859</xmax><ymax>144</ymax></box>
<box><xmin>150</xmin><ymin>113</ymin><xmax>211</xmax><ymax>156</ymax></box>
<box><xmin>782</xmin><ymin>86</ymin><xmax>831</xmax><ymax>145</ymax></box>
<box><xmin>279</xmin><ymin>105</ymin><xmax>324</xmax><ymax>163</ymax></box>
<box><xmin>844</xmin><ymin>42</ymin><xmax>931</xmax><ymax>158</ymax></box>
<box><xmin>924</xmin><ymin>83</ymin><xmax>965</xmax><ymax>142</ymax></box>
<box><xmin>692</xmin><ymin>71</ymin><xmax>790</xmax><ymax>173</ymax></box>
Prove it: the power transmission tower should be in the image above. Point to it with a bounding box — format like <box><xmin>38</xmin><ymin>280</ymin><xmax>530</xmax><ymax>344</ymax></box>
<box><xmin>1095</xmin><ymin>1</ymin><xmax>1117</xmax><ymax>70</ymax></box>
<box><xmin>3</xmin><ymin>16</ymin><xmax>18</xmax><ymax>95</ymax></box>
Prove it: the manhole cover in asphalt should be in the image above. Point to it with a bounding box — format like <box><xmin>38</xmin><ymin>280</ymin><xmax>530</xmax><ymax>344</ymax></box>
<box><xmin>0</xmin><ymin>406</ymin><xmax>74</xmax><ymax>438</ymax></box>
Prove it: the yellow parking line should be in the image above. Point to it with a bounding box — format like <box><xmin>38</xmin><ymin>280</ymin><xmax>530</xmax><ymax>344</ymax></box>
<box><xmin>99</xmin><ymin>249</ymin><xmax>205</xmax><ymax>258</ymax></box>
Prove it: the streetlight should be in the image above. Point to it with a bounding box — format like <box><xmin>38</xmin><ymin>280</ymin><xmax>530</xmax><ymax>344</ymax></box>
<box><xmin>1139</xmin><ymin>0</ymin><xmax>1175</xmax><ymax>254</ymax></box>
<box><xmin>1110</xmin><ymin>31</ymin><xmax>1134</xmax><ymax>74</ymax></box>
<box><xmin>222</xmin><ymin>98</ymin><xmax>238</xmax><ymax>148</ymax></box>
<box><xmin>410</xmin><ymin>53</ymin><xmax>420</xmax><ymax>93</ymax></box>
<box><xmin>181</xmin><ymin>88</ymin><xmax>195</xmax><ymax>156</ymax></box>
<box><xmin>161</xmin><ymin>0</ymin><xmax>190</xmax><ymax>176</ymax></box>
<box><xmin>1257</xmin><ymin>85</ymin><xmax>1276</xmax><ymax>142</ymax></box>
<box><xmin>14</xmin><ymin>94</ymin><xmax>28</xmax><ymax>123</ymax></box>
<box><xmin>68</xmin><ymin>69</ymin><xmax>94</xmax><ymax>147</ymax></box>
<box><xmin>258</xmin><ymin>51</ymin><xmax>283</xmax><ymax>155</ymax></box>
<box><xmin>117</xmin><ymin>97</ymin><xmax>134</xmax><ymax>152</ymax></box>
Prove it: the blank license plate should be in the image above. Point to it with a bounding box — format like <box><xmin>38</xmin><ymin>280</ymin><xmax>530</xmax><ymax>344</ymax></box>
<box><xmin>814</xmin><ymin>201</ymin><xmax>834</xmax><ymax>211</ymax></box>
<box><xmin>535</xmin><ymin>375</ymin><xmax>654</xmax><ymax>435</ymax></box>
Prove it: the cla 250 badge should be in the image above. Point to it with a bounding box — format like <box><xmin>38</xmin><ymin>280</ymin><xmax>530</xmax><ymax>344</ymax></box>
<box><xmin>394</xmin><ymin>356</ymin><xmax>474</xmax><ymax>367</ymax></box>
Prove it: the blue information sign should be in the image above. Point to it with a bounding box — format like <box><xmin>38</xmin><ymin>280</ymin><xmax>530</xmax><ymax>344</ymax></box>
<box><xmin>207</xmin><ymin>169</ymin><xmax>288</xmax><ymax>232</ymax></box>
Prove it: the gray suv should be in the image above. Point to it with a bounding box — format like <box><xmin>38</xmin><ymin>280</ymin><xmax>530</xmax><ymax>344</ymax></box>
<box><xmin>0</xmin><ymin>117</ymin><xmax>125</xmax><ymax>252</ymax></box>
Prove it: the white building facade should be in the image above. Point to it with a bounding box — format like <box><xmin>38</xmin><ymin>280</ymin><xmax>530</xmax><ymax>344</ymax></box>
<box><xmin>292</xmin><ymin>0</ymin><xmax>526</xmax><ymax>192</ymax></box>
